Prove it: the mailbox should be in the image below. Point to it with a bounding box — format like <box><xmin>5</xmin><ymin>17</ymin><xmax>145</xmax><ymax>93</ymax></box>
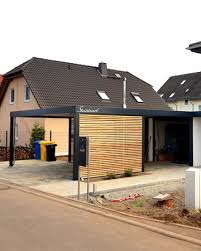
<box><xmin>78</xmin><ymin>137</ymin><xmax>89</xmax><ymax>166</ymax></box>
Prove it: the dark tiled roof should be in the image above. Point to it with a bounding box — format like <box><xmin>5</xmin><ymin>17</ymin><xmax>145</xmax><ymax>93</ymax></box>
<box><xmin>3</xmin><ymin>58</ymin><xmax>34</xmax><ymax>77</ymax></box>
<box><xmin>2</xmin><ymin>57</ymin><xmax>170</xmax><ymax>110</ymax></box>
<box><xmin>0</xmin><ymin>75</ymin><xmax>3</xmax><ymax>86</ymax></box>
<box><xmin>186</xmin><ymin>41</ymin><xmax>201</xmax><ymax>54</ymax></box>
<box><xmin>158</xmin><ymin>71</ymin><xmax>201</xmax><ymax>102</ymax></box>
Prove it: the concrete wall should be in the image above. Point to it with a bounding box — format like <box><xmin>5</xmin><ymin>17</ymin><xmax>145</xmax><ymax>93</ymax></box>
<box><xmin>168</xmin><ymin>100</ymin><xmax>201</xmax><ymax>111</ymax></box>
<box><xmin>193</xmin><ymin>118</ymin><xmax>201</xmax><ymax>166</ymax></box>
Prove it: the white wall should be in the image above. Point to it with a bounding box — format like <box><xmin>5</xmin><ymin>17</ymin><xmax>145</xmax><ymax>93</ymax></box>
<box><xmin>168</xmin><ymin>100</ymin><xmax>201</xmax><ymax>112</ymax></box>
<box><xmin>193</xmin><ymin>118</ymin><xmax>201</xmax><ymax>166</ymax></box>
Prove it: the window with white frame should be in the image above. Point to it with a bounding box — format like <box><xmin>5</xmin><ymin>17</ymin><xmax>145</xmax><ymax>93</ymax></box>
<box><xmin>24</xmin><ymin>84</ymin><xmax>30</xmax><ymax>102</ymax></box>
<box><xmin>169</xmin><ymin>92</ymin><xmax>175</xmax><ymax>98</ymax></box>
<box><xmin>9</xmin><ymin>89</ymin><xmax>15</xmax><ymax>104</ymax></box>
<box><xmin>131</xmin><ymin>92</ymin><xmax>144</xmax><ymax>103</ymax></box>
<box><xmin>180</xmin><ymin>80</ymin><xmax>186</xmax><ymax>85</ymax></box>
<box><xmin>97</xmin><ymin>91</ymin><xmax>110</xmax><ymax>100</ymax></box>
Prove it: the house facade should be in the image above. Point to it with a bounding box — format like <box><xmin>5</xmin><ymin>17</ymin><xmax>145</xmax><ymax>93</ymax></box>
<box><xmin>0</xmin><ymin>57</ymin><xmax>169</xmax><ymax>156</ymax></box>
<box><xmin>3</xmin><ymin>57</ymin><xmax>189</xmax><ymax>179</ymax></box>
<box><xmin>0</xmin><ymin>76</ymin><xmax>69</xmax><ymax>156</ymax></box>
<box><xmin>158</xmin><ymin>72</ymin><xmax>201</xmax><ymax>112</ymax></box>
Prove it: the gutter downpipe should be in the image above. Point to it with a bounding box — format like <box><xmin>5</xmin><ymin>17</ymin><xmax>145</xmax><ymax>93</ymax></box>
<box><xmin>173</xmin><ymin>103</ymin><xmax>178</xmax><ymax>111</ymax></box>
<box><xmin>189</xmin><ymin>100</ymin><xmax>194</xmax><ymax>111</ymax></box>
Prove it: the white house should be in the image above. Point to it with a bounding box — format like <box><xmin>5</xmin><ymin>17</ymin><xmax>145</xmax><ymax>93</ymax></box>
<box><xmin>158</xmin><ymin>72</ymin><xmax>201</xmax><ymax>112</ymax></box>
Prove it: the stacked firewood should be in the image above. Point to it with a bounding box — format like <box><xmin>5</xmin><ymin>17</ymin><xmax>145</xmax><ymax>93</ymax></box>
<box><xmin>0</xmin><ymin>147</ymin><xmax>9</xmax><ymax>161</ymax></box>
<box><xmin>0</xmin><ymin>146</ymin><xmax>34</xmax><ymax>161</ymax></box>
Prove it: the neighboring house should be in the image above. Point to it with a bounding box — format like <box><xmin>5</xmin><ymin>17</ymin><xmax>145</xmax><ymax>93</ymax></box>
<box><xmin>158</xmin><ymin>72</ymin><xmax>201</xmax><ymax>111</ymax></box>
<box><xmin>0</xmin><ymin>57</ymin><xmax>169</xmax><ymax>159</ymax></box>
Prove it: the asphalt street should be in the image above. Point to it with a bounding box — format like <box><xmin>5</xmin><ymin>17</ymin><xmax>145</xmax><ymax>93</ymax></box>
<box><xmin>0</xmin><ymin>184</ymin><xmax>200</xmax><ymax>251</ymax></box>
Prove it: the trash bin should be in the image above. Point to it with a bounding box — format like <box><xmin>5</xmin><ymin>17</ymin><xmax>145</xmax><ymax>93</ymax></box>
<box><xmin>34</xmin><ymin>140</ymin><xmax>42</xmax><ymax>160</ymax></box>
<box><xmin>40</xmin><ymin>141</ymin><xmax>55</xmax><ymax>161</ymax></box>
<box><xmin>45</xmin><ymin>144</ymin><xmax>57</xmax><ymax>161</ymax></box>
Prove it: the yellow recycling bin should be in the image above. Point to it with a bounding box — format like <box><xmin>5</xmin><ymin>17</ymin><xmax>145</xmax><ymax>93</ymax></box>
<box><xmin>40</xmin><ymin>141</ymin><xmax>55</xmax><ymax>161</ymax></box>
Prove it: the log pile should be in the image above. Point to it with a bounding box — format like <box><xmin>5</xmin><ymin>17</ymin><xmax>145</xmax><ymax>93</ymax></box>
<box><xmin>0</xmin><ymin>146</ymin><xmax>34</xmax><ymax>161</ymax></box>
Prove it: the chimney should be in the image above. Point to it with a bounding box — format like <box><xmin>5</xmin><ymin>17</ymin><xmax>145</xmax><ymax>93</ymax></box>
<box><xmin>98</xmin><ymin>62</ymin><xmax>108</xmax><ymax>77</ymax></box>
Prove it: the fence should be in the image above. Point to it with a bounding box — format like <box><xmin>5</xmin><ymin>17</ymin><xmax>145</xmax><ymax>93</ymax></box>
<box><xmin>0</xmin><ymin>130</ymin><xmax>70</xmax><ymax>162</ymax></box>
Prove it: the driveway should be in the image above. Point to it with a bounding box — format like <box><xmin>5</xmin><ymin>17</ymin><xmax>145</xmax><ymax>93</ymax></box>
<box><xmin>0</xmin><ymin>182</ymin><xmax>200</xmax><ymax>251</ymax></box>
<box><xmin>0</xmin><ymin>160</ymin><xmax>187</xmax><ymax>197</ymax></box>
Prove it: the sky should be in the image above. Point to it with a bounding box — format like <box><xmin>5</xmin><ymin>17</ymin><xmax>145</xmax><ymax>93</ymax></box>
<box><xmin>1</xmin><ymin>0</ymin><xmax>201</xmax><ymax>91</ymax></box>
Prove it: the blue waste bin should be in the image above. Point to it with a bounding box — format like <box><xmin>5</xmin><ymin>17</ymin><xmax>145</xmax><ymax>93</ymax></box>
<box><xmin>34</xmin><ymin>140</ymin><xmax>42</xmax><ymax>160</ymax></box>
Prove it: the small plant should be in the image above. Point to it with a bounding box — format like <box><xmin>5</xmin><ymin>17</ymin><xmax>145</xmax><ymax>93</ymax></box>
<box><xmin>29</xmin><ymin>123</ymin><xmax>45</xmax><ymax>150</ymax></box>
<box><xmin>124</xmin><ymin>168</ymin><xmax>133</xmax><ymax>177</ymax></box>
<box><xmin>106</xmin><ymin>172</ymin><xmax>117</xmax><ymax>179</ymax></box>
<box><xmin>132</xmin><ymin>200</ymin><xmax>142</xmax><ymax>208</ymax></box>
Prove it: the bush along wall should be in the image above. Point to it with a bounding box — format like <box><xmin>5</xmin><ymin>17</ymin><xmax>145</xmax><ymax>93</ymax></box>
<box><xmin>0</xmin><ymin>146</ymin><xmax>34</xmax><ymax>162</ymax></box>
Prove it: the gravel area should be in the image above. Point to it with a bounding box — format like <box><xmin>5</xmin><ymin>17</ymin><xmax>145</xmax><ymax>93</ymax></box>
<box><xmin>102</xmin><ymin>179</ymin><xmax>185</xmax><ymax>200</ymax></box>
<box><xmin>82</xmin><ymin>179</ymin><xmax>201</xmax><ymax>228</ymax></box>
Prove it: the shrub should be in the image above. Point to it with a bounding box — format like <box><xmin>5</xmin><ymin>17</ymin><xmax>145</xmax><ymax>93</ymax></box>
<box><xmin>124</xmin><ymin>168</ymin><xmax>133</xmax><ymax>177</ymax></box>
<box><xmin>106</xmin><ymin>172</ymin><xmax>117</xmax><ymax>179</ymax></box>
<box><xmin>29</xmin><ymin>123</ymin><xmax>45</xmax><ymax>150</ymax></box>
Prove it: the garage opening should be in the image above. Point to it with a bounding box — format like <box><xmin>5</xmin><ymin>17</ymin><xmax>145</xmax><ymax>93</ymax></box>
<box><xmin>145</xmin><ymin>117</ymin><xmax>192</xmax><ymax>165</ymax></box>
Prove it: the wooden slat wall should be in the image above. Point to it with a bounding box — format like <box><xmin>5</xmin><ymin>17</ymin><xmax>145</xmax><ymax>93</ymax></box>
<box><xmin>79</xmin><ymin>114</ymin><xmax>143</xmax><ymax>179</ymax></box>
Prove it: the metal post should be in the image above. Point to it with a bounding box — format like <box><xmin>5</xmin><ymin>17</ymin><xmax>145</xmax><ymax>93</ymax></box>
<box><xmin>9</xmin><ymin>116</ymin><xmax>15</xmax><ymax>167</ymax></box>
<box><xmin>86</xmin><ymin>138</ymin><xmax>90</xmax><ymax>201</ymax></box>
<box><xmin>189</xmin><ymin>117</ymin><xmax>193</xmax><ymax>166</ymax></box>
<box><xmin>68</xmin><ymin>118</ymin><xmax>72</xmax><ymax>162</ymax></box>
<box><xmin>73</xmin><ymin>114</ymin><xmax>80</xmax><ymax>198</ymax></box>
<box><xmin>50</xmin><ymin>130</ymin><xmax>52</xmax><ymax>141</ymax></box>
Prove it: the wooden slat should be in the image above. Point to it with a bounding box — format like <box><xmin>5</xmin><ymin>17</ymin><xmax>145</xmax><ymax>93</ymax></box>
<box><xmin>79</xmin><ymin>115</ymin><xmax>142</xmax><ymax>178</ymax></box>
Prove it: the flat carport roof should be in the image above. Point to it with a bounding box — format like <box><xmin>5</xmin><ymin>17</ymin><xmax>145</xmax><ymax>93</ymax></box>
<box><xmin>9</xmin><ymin>105</ymin><xmax>201</xmax><ymax>180</ymax></box>
<box><xmin>10</xmin><ymin>105</ymin><xmax>201</xmax><ymax>118</ymax></box>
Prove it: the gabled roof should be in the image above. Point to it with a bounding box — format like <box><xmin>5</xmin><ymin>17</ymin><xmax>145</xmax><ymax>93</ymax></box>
<box><xmin>158</xmin><ymin>71</ymin><xmax>201</xmax><ymax>102</ymax></box>
<box><xmin>1</xmin><ymin>57</ymin><xmax>170</xmax><ymax>110</ymax></box>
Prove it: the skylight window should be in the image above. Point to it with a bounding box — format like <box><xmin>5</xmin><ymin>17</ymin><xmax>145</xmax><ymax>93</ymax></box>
<box><xmin>131</xmin><ymin>92</ymin><xmax>144</xmax><ymax>103</ymax></box>
<box><xmin>115</xmin><ymin>73</ymin><xmax>121</xmax><ymax>78</ymax></box>
<box><xmin>180</xmin><ymin>80</ymin><xmax>186</xmax><ymax>85</ymax></box>
<box><xmin>185</xmin><ymin>88</ymin><xmax>189</xmax><ymax>93</ymax></box>
<box><xmin>97</xmin><ymin>91</ymin><xmax>110</xmax><ymax>100</ymax></box>
<box><xmin>169</xmin><ymin>92</ymin><xmax>175</xmax><ymax>98</ymax></box>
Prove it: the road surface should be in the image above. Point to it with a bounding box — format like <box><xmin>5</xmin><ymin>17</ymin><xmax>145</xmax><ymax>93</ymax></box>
<box><xmin>0</xmin><ymin>183</ymin><xmax>199</xmax><ymax>251</ymax></box>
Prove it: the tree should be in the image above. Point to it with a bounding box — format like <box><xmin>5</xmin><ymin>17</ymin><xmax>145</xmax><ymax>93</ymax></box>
<box><xmin>29</xmin><ymin>123</ymin><xmax>45</xmax><ymax>150</ymax></box>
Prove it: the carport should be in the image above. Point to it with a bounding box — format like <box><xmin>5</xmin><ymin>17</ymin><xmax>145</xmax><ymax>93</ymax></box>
<box><xmin>9</xmin><ymin>105</ymin><xmax>201</xmax><ymax>180</ymax></box>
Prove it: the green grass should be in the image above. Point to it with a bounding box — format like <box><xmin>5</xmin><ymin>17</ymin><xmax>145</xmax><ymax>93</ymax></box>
<box><xmin>132</xmin><ymin>200</ymin><xmax>143</xmax><ymax>208</ymax></box>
